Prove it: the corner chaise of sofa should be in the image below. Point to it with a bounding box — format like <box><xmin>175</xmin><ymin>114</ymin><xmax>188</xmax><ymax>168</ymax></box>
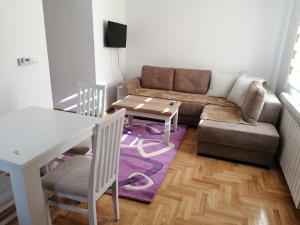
<box><xmin>197</xmin><ymin>91</ymin><xmax>281</xmax><ymax>167</ymax></box>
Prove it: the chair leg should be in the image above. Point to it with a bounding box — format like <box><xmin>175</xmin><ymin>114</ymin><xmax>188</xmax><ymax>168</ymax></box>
<box><xmin>45</xmin><ymin>204</ymin><xmax>52</xmax><ymax>225</ymax></box>
<box><xmin>112</xmin><ymin>180</ymin><xmax>120</xmax><ymax>221</ymax></box>
<box><xmin>88</xmin><ymin>200</ymin><xmax>98</xmax><ymax>225</ymax></box>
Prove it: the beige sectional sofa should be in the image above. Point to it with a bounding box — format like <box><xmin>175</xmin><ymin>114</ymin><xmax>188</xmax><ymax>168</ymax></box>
<box><xmin>121</xmin><ymin>66</ymin><xmax>281</xmax><ymax>166</ymax></box>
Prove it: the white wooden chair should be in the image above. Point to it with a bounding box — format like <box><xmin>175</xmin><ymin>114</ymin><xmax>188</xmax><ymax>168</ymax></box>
<box><xmin>0</xmin><ymin>175</ymin><xmax>17</xmax><ymax>225</ymax></box>
<box><xmin>77</xmin><ymin>83</ymin><xmax>106</xmax><ymax>118</ymax></box>
<box><xmin>42</xmin><ymin>109</ymin><xmax>126</xmax><ymax>225</ymax></box>
<box><xmin>67</xmin><ymin>83</ymin><xmax>106</xmax><ymax>155</ymax></box>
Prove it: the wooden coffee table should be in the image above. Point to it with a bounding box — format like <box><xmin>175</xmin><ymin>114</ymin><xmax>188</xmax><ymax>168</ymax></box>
<box><xmin>112</xmin><ymin>95</ymin><xmax>181</xmax><ymax>144</ymax></box>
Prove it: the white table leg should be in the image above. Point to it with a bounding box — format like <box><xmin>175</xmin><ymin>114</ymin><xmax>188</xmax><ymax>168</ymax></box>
<box><xmin>172</xmin><ymin>111</ymin><xmax>178</xmax><ymax>132</ymax></box>
<box><xmin>10</xmin><ymin>164</ymin><xmax>49</xmax><ymax>225</ymax></box>
<box><xmin>128</xmin><ymin>115</ymin><xmax>134</xmax><ymax>126</ymax></box>
<box><xmin>164</xmin><ymin>118</ymin><xmax>171</xmax><ymax>145</ymax></box>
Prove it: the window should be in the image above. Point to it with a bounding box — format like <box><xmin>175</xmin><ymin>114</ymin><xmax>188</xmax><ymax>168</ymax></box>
<box><xmin>287</xmin><ymin>26</ymin><xmax>300</xmax><ymax>93</ymax></box>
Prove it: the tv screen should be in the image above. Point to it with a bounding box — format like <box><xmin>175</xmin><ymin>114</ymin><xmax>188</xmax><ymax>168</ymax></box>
<box><xmin>106</xmin><ymin>21</ymin><xmax>127</xmax><ymax>48</ymax></box>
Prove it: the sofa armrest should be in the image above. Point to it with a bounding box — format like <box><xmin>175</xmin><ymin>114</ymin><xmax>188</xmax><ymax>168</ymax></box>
<box><xmin>121</xmin><ymin>77</ymin><xmax>141</xmax><ymax>95</ymax></box>
<box><xmin>258</xmin><ymin>90</ymin><xmax>282</xmax><ymax>126</ymax></box>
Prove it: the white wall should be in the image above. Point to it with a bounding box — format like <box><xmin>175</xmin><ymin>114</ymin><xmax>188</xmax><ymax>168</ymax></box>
<box><xmin>125</xmin><ymin>0</ymin><xmax>291</xmax><ymax>86</ymax></box>
<box><xmin>0</xmin><ymin>0</ymin><xmax>53</xmax><ymax>115</ymax></box>
<box><xmin>43</xmin><ymin>0</ymin><xmax>126</xmax><ymax>110</ymax></box>
<box><xmin>92</xmin><ymin>0</ymin><xmax>127</xmax><ymax>108</ymax></box>
<box><xmin>43</xmin><ymin>0</ymin><xmax>96</xmax><ymax>111</ymax></box>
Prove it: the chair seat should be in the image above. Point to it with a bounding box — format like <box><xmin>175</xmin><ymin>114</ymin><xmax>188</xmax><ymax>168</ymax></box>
<box><xmin>42</xmin><ymin>156</ymin><xmax>91</xmax><ymax>197</ymax></box>
<box><xmin>67</xmin><ymin>139</ymin><xmax>92</xmax><ymax>155</ymax></box>
<box><xmin>0</xmin><ymin>176</ymin><xmax>13</xmax><ymax>207</ymax></box>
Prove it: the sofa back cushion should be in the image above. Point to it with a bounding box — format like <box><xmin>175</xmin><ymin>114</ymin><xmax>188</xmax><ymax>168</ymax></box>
<box><xmin>174</xmin><ymin>68</ymin><xmax>211</xmax><ymax>94</ymax></box>
<box><xmin>227</xmin><ymin>73</ymin><xmax>265</xmax><ymax>107</ymax></box>
<box><xmin>141</xmin><ymin>66</ymin><xmax>175</xmax><ymax>91</ymax></box>
<box><xmin>242</xmin><ymin>81</ymin><xmax>266</xmax><ymax>124</ymax></box>
<box><xmin>207</xmin><ymin>71</ymin><xmax>240</xmax><ymax>98</ymax></box>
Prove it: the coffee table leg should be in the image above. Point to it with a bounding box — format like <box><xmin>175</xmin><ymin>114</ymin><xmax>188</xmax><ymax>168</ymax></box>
<box><xmin>128</xmin><ymin>115</ymin><xmax>134</xmax><ymax>126</ymax></box>
<box><xmin>172</xmin><ymin>111</ymin><xmax>178</xmax><ymax>132</ymax></box>
<box><xmin>164</xmin><ymin>118</ymin><xmax>171</xmax><ymax>145</ymax></box>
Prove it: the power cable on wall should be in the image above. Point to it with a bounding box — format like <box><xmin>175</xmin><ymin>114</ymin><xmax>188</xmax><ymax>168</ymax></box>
<box><xmin>116</xmin><ymin>48</ymin><xmax>126</xmax><ymax>81</ymax></box>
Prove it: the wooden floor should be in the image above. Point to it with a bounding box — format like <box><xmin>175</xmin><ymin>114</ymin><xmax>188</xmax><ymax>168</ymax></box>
<box><xmin>3</xmin><ymin>128</ymin><xmax>300</xmax><ymax>225</ymax></box>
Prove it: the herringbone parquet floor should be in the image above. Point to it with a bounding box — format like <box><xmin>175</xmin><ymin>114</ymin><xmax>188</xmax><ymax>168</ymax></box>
<box><xmin>2</xmin><ymin>128</ymin><xmax>300</xmax><ymax>225</ymax></box>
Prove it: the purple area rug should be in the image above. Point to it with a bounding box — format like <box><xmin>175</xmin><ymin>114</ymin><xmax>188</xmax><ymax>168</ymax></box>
<box><xmin>107</xmin><ymin>119</ymin><xmax>187</xmax><ymax>203</ymax></box>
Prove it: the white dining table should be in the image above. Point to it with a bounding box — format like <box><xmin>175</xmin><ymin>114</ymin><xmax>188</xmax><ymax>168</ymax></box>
<box><xmin>0</xmin><ymin>107</ymin><xmax>98</xmax><ymax>225</ymax></box>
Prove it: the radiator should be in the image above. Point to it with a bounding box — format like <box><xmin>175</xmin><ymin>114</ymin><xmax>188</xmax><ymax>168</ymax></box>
<box><xmin>279</xmin><ymin>93</ymin><xmax>300</xmax><ymax>208</ymax></box>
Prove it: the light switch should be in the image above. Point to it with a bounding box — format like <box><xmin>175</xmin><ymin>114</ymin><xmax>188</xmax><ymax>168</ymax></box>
<box><xmin>17</xmin><ymin>57</ymin><xmax>37</xmax><ymax>66</ymax></box>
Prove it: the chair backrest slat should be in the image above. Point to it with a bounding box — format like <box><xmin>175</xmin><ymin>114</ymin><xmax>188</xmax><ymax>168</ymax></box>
<box><xmin>99</xmin><ymin>89</ymin><xmax>105</xmax><ymax>118</ymax></box>
<box><xmin>89</xmin><ymin>109</ymin><xmax>125</xmax><ymax>197</ymax></box>
<box><xmin>114</xmin><ymin>119</ymin><xmax>123</xmax><ymax>175</ymax></box>
<box><xmin>103</xmin><ymin>126</ymin><xmax>109</xmax><ymax>183</ymax></box>
<box><xmin>92</xmin><ymin>89</ymin><xmax>96</xmax><ymax>117</ymax></box>
<box><xmin>88</xmin><ymin>88</ymin><xmax>91</xmax><ymax>115</ymax></box>
<box><xmin>77</xmin><ymin>83</ymin><xmax>105</xmax><ymax>118</ymax></box>
<box><xmin>106</xmin><ymin>124</ymin><xmax>113</xmax><ymax>183</ymax></box>
<box><xmin>94</xmin><ymin>128</ymin><xmax>103</xmax><ymax>193</ymax></box>
<box><xmin>83</xmin><ymin>89</ymin><xmax>87</xmax><ymax>114</ymax></box>
<box><xmin>109</xmin><ymin>120</ymin><xmax>118</xmax><ymax>178</ymax></box>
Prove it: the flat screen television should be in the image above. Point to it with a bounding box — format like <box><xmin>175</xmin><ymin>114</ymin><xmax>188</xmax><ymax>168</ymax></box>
<box><xmin>106</xmin><ymin>21</ymin><xmax>127</xmax><ymax>48</ymax></box>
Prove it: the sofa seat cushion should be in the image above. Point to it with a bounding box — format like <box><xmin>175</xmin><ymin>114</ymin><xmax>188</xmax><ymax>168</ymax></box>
<box><xmin>197</xmin><ymin>120</ymin><xmax>279</xmax><ymax>153</ymax></box>
<box><xmin>201</xmin><ymin>105</ymin><xmax>251</xmax><ymax>125</ymax></box>
<box><xmin>174</xmin><ymin>68</ymin><xmax>211</xmax><ymax>94</ymax></box>
<box><xmin>141</xmin><ymin>66</ymin><xmax>175</xmax><ymax>91</ymax></box>
<box><xmin>132</xmin><ymin>88</ymin><xmax>235</xmax><ymax>107</ymax></box>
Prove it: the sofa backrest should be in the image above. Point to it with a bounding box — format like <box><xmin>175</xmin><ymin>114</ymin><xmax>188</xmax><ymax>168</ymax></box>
<box><xmin>141</xmin><ymin>66</ymin><xmax>175</xmax><ymax>91</ymax></box>
<box><xmin>174</xmin><ymin>69</ymin><xmax>211</xmax><ymax>94</ymax></box>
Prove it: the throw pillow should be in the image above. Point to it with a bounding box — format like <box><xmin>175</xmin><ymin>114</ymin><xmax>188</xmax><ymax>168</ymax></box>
<box><xmin>227</xmin><ymin>74</ymin><xmax>265</xmax><ymax>107</ymax></box>
<box><xmin>207</xmin><ymin>71</ymin><xmax>240</xmax><ymax>98</ymax></box>
<box><xmin>242</xmin><ymin>81</ymin><xmax>266</xmax><ymax>123</ymax></box>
